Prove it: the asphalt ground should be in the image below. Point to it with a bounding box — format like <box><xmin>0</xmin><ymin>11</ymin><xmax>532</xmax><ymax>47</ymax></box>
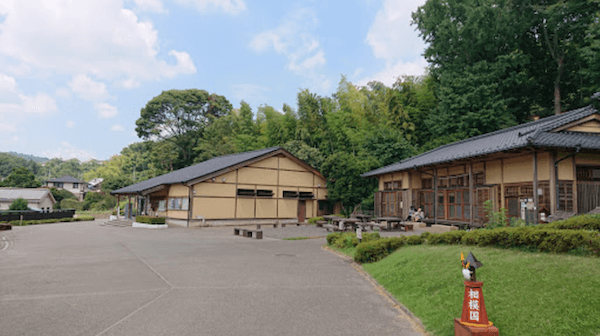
<box><xmin>0</xmin><ymin>221</ymin><xmax>426</xmax><ymax>336</ymax></box>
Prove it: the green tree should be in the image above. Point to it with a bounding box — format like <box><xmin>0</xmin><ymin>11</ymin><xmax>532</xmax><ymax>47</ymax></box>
<box><xmin>135</xmin><ymin>89</ymin><xmax>233</xmax><ymax>169</ymax></box>
<box><xmin>49</xmin><ymin>187</ymin><xmax>76</xmax><ymax>209</ymax></box>
<box><xmin>282</xmin><ymin>141</ymin><xmax>325</xmax><ymax>171</ymax></box>
<box><xmin>320</xmin><ymin>152</ymin><xmax>378</xmax><ymax>216</ymax></box>
<box><xmin>0</xmin><ymin>167</ymin><xmax>41</xmax><ymax>188</ymax></box>
<box><xmin>9</xmin><ymin>197</ymin><xmax>29</xmax><ymax>211</ymax></box>
<box><xmin>0</xmin><ymin>153</ymin><xmax>40</xmax><ymax>179</ymax></box>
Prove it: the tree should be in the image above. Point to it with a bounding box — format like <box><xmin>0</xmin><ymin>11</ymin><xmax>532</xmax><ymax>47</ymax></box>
<box><xmin>0</xmin><ymin>167</ymin><xmax>41</xmax><ymax>188</ymax></box>
<box><xmin>50</xmin><ymin>187</ymin><xmax>76</xmax><ymax>209</ymax></box>
<box><xmin>9</xmin><ymin>198</ymin><xmax>29</xmax><ymax>211</ymax></box>
<box><xmin>135</xmin><ymin>89</ymin><xmax>233</xmax><ymax>169</ymax></box>
<box><xmin>283</xmin><ymin>141</ymin><xmax>325</xmax><ymax>171</ymax></box>
<box><xmin>320</xmin><ymin>152</ymin><xmax>378</xmax><ymax>216</ymax></box>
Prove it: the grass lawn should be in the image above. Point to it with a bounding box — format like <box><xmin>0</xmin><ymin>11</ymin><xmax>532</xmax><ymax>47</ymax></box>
<box><xmin>361</xmin><ymin>245</ymin><xmax>600</xmax><ymax>336</ymax></box>
<box><xmin>283</xmin><ymin>236</ymin><xmax>318</xmax><ymax>240</ymax></box>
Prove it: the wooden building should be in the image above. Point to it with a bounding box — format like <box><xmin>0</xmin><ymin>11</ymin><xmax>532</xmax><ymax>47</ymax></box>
<box><xmin>111</xmin><ymin>147</ymin><xmax>331</xmax><ymax>226</ymax></box>
<box><xmin>362</xmin><ymin>104</ymin><xmax>600</xmax><ymax>227</ymax></box>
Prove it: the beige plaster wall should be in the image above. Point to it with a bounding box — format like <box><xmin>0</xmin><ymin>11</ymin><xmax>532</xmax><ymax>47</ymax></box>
<box><xmin>537</xmin><ymin>152</ymin><xmax>550</xmax><ymax>181</ymax></box>
<box><xmin>256</xmin><ymin>199</ymin><xmax>277</xmax><ymax>218</ymax></box>
<box><xmin>249</xmin><ymin>156</ymin><xmax>278</xmax><ymax>169</ymax></box>
<box><xmin>167</xmin><ymin>210</ymin><xmax>188</xmax><ymax>219</ymax></box>
<box><xmin>168</xmin><ymin>184</ymin><xmax>189</xmax><ymax>197</ymax></box>
<box><xmin>278</xmin><ymin>199</ymin><xmax>297</xmax><ymax>218</ymax></box>
<box><xmin>567</xmin><ymin>120</ymin><xmax>600</xmax><ymax>133</ymax></box>
<box><xmin>279</xmin><ymin>170</ymin><xmax>313</xmax><ymax>187</ymax></box>
<box><xmin>236</xmin><ymin>198</ymin><xmax>255</xmax><ymax>218</ymax></box>
<box><xmin>503</xmin><ymin>155</ymin><xmax>533</xmax><ymax>183</ymax></box>
<box><xmin>279</xmin><ymin>157</ymin><xmax>307</xmax><ymax>171</ymax></box>
<box><xmin>576</xmin><ymin>153</ymin><xmax>600</xmax><ymax>165</ymax></box>
<box><xmin>486</xmin><ymin>160</ymin><xmax>502</xmax><ymax>185</ymax></box>
<box><xmin>193</xmin><ymin>198</ymin><xmax>235</xmax><ymax>219</ymax></box>
<box><xmin>238</xmin><ymin>167</ymin><xmax>278</xmax><ymax>185</ymax></box>
<box><xmin>557</xmin><ymin>153</ymin><xmax>574</xmax><ymax>180</ymax></box>
<box><xmin>194</xmin><ymin>182</ymin><xmax>236</xmax><ymax>197</ymax></box>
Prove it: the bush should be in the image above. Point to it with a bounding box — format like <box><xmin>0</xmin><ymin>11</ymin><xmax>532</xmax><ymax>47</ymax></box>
<box><xmin>308</xmin><ymin>216</ymin><xmax>323</xmax><ymax>225</ymax></box>
<box><xmin>540</xmin><ymin>214</ymin><xmax>600</xmax><ymax>231</ymax></box>
<box><xmin>426</xmin><ymin>230</ymin><xmax>467</xmax><ymax>245</ymax></box>
<box><xmin>112</xmin><ymin>210</ymin><xmax>117</xmax><ymax>215</ymax></box>
<box><xmin>9</xmin><ymin>197</ymin><xmax>29</xmax><ymax>210</ymax></box>
<box><xmin>327</xmin><ymin>231</ymin><xmax>381</xmax><ymax>249</ymax></box>
<box><xmin>50</xmin><ymin>187</ymin><xmax>77</xmax><ymax>208</ymax></box>
<box><xmin>83</xmin><ymin>192</ymin><xmax>117</xmax><ymax>211</ymax></box>
<box><xmin>136</xmin><ymin>216</ymin><xmax>166</xmax><ymax>224</ymax></box>
<box><xmin>61</xmin><ymin>198</ymin><xmax>84</xmax><ymax>211</ymax></box>
<box><xmin>10</xmin><ymin>216</ymin><xmax>94</xmax><ymax>226</ymax></box>
<box><xmin>354</xmin><ymin>237</ymin><xmax>406</xmax><ymax>263</ymax></box>
<box><xmin>405</xmin><ymin>235</ymin><xmax>424</xmax><ymax>245</ymax></box>
<box><xmin>326</xmin><ymin>232</ymin><xmax>342</xmax><ymax>245</ymax></box>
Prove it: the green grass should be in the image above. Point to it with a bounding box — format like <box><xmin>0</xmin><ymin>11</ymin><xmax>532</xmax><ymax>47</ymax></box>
<box><xmin>283</xmin><ymin>236</ymin><xmax>313</xmax><ymax>240</ymax></box>
<box><xmin>362</xmin><ymin>245</ymin><xmax>600</xmax><ymax>336</ymax></box>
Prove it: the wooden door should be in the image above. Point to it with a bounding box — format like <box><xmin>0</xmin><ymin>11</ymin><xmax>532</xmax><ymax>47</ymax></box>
<box><xmin>298</xmin><ymin>200</ymin><xmax>306</xmax><ymax>222</ymax></box>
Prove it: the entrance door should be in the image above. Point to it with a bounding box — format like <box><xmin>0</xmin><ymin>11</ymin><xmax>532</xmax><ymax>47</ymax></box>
<box><xmin>298</xmin><ymin>200</ymin><xmax>306</xmax><ymax>222</ymax></box>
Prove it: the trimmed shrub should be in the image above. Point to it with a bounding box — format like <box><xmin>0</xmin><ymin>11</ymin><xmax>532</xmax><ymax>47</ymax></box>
<box><xmin>540</xmin><ymin>214</ymin><xmax>600</xmax><ymax>231</ymax></box>
<box><xmin>136</xmin><ymin>216</ymin><xmax>166</xmax><ymax>224</ymax></box>
<box><xmin>61</xmin><ymin>199</ymin><xmax>84</xmax><ymax>211</ymax></box>
<box><xmin>354</xmin><ymin>237</ymin><xmax>405</xmax><ymax>263</ymax></box>
<box><xmin>327</xmin><ymin>231</ymin><xmax>382</xmax><ymax>249</ymax></box>
<box><xmin>326</xmin><ymin>232</ymin><xmax>342</xmax><ymax>245</ymax></box>
<box><xmin>308</xmin><ymin>216</ymin><xmax>323</xmax><ymax>225</ymax></box>
<box><xmin>405</xmin><ymin>235</ymin><xmax>424</xmax><ymax>245</ymax></box>
<box><xmin>9</xmin><ymin>216</ymin><xmax>94</xmax><ymax>226</ymax></box>
<box><xmin>426</xmin><ymin>230</ymin><xmax>467</xmax><ymax>245</ymax></box>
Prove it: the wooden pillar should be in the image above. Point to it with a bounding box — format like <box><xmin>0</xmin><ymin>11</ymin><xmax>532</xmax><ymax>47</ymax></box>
<box><xmin>469</xmin><ymin>163</ymin><xmax>474</xmax><ymax>228</ymax></box>
<box><xmin>116</xmin><ymin>195</ymin><xmax>120</xmax><ymax>219</ymax></box>
<box><xmin>500</xmin><ymin>159</ymin><xmax>505</xmax><ymax>211</ymax></box>
<box><xmin>533</xmin><ymin>150</ymin><xmax>539</xmax><ymax>224</ymax></box>
<box><xmin>407</xmin><ymin>171</ymin><xmax>413</xmax><ymax>209</ymax></box>
<box><xmin>549</xmin><ymin>151</ymin><xmax>557</xmax><ymax>213</ymax></box>
<box><xmin>572</xmin><ymin>156</ymin><xmax>578</xmax><ymax>213</ymax></box>
<box><xmin>187</xmin><ymin>185</ymin><xmax>193</xmax><ymax>228</ymax></box>
<box><xmin>127</xmin><ymin>195</ymin><xmax>131</xmax><ymax>220</ymax></box>
<box><xmin>434</xmin><ymin>168</ymin><xmax>438</xmax><ymax>224</ymax></box>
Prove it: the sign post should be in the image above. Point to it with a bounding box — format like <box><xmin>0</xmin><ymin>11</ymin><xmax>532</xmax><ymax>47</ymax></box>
<box><xmin>356</xmin><ymin>226</ymin><xmax>362</xmax><ymax>243</ymax></box>
<box><xmin>455</xmin><ymin>252</ymin><xmax>499</xmax><ymax>336</ymax></box>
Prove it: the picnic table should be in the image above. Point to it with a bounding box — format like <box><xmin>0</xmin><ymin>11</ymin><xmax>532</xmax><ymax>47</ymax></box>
<box><xmin>372</xmin><ymin>217</ymin><xmax>415</xmax><ymax>231</ymax></box>
<box><xmin>351</xmin><ymin>214</ymin><xmax>372</xmax><ymax>223</ymax></box>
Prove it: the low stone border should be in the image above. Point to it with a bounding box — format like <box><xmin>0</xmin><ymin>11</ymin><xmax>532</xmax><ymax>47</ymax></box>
<box><xmin>132</xmin><ymin>222</ymin><xmax>168</xmax><ymax>229</ymax></box>
<box><xmin>109</xmin><ymin>215</ymin><xmax>118</xmax><ymax>221</ymax></box>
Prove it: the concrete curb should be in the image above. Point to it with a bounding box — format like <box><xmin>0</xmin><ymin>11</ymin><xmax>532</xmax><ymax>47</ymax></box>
<box><xmin>132</xmin><ymin>222</ymin><xmax>168</xmax><ymax>229</ymax></box>
<box><xmin>322</xmin><ymin>245</ymin><xmax>430</xmax><ymax>336</ymax></box>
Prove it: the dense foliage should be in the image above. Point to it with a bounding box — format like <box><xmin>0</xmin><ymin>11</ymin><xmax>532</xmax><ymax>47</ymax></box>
<box><xmin>0</xmin><ymin>167</ymin><xmax>41</xmax><ymax>188</ymax></box>
<box><xmin>9</xmin><ymin>198</ymin><xmax>29</xmax><ymax>211</ymax></box>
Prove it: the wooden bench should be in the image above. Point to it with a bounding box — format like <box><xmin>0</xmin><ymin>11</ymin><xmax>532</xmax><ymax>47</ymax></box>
<box><xmin>233</xmin><ymin>227</ymin><xmax>263</xmax><ymax>239</ymax></box>
<box><xmin>396</xmin><ymin>222</ymin><xmax>414</xmax><ymax>232</ymax></box>
<box><xmin>316</xmin><ymin>220</ymin><xmax>327</xmax><ymax>227</ymax></box>
<box><xmin>365</xmin><ymin>222</ymin><xmax>387</xmax><ymax>230</ymax></box>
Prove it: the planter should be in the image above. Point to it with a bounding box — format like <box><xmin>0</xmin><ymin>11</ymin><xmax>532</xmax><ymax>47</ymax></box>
<box><xmin>132</xmin><ymin>222</ymin><xmax>168</xmax><ymax>229</ymax></box>
<box><xmin>109</xmin><ymin>215</ymin><xmax>117</xmax><ymax>221</ymax></box>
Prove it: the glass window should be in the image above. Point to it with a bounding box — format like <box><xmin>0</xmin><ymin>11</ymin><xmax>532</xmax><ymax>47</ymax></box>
<box><xmin>181</xmin><ymin>198</ymin><xmax>189</xmax><ymax>211</ymax></box>
<box><xmin>73</xmin><ymin>183</ymin><xmax>79</xmax><ymax>188</ymax></box>
<box><xmin>158</xmin><ymin>200</ymin><xmax>166</xmax><ymax>212</ymax></box>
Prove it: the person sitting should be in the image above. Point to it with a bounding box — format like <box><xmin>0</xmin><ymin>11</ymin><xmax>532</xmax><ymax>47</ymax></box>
<box><xmin>413</xmin><ymin>207</ymin><xmax>425</xmax><ymax>222</ymax></box>
<box><xmin>406</xmin><ymin>206</ymin><xmax>416</xmax><ymax>221</ymax></box>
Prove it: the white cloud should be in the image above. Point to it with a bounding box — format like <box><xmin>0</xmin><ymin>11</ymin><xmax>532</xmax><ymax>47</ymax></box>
<box><xmin>358</xmin><ymin>0</ymin><xmax>428</xmax><ymax>85</ymax></box>
<box><xmin>0</xmin><ymin>0</ymin><xmax>196</xmax><ymax>85</ymax></box>
<box><xmin>132</xmin><ymin>0</ymin><xmax>166</xmax><ymax>13</ymax></box>
<box><xmin>111</xmin><ymin>124</ymin><xmax>125</xmax><ymax>131</ymax></box>
<box><xmin>250</xmin><ymin>8</ymin><xmax>330</xmax><ymax>92</ymax></box>
<box><xmin>173</xmin><ymin>0</ymin><xmax>246</xmax><ymax>15</ymax></box>
<box><xmin>55</xmin><ymin>87</ymin><xmax>71</xmax><ymax>98</ymax></box>
<box><xmin>232</xmin><ymin>84</ymin><xmax>270</xmax><ymax>105</ymax></box>
<box><xmin>43</xmin><ymin>142</ymin><xmax>96</xmax><ymax>161</ymax></box>
<box><xmin>1</xmin><ymin>135</ymin><xmax>19</xmax><ymax>145</ymax></box>
<box><xmin>68</xmin><ymin>74</ymin><xmax>109</xmax><ymax>101</ymax></box>
<box><xmin>66</xmin><ymin>120</ymin><xmax>75</xmax><ymax>128</ymax></box>
<box><xmin>0</xmin><ymin>73</ymin><xmax>17</xmax><ymax>92</ymax></box>
<box><xmin>96</xmin><ymin>103</ymin><xmax>119</xmax><ymax>119</ymax></box>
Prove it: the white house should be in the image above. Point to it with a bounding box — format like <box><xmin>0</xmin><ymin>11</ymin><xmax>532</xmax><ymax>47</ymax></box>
<box><xmin>0</xmin><ymin>188</ymin><xmax>56</xmax><ymax>211</ymax></box>
<box><xmin>44</xmin><ymin>176</ymin><xmax>87</xmax><ymax>201</ymax></box>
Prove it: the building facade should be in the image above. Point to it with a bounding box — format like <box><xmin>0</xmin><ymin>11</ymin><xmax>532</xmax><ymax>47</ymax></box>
<box><xmin>112</xmin><ymin>147</ymin><xmax>332</xmax><ymax>226</ymax></box>
<box><xmin>44</xmin><ymin>176</ymin><xmax>87</xmax><ymax>201</ymax></box>
<box><xmin>0</xmin><ymin>188</ymin><xmax>56</xmax><ymax>211</ymax></box>
<box><xmin>363</xmin><ymin>105</ymin><xmax>600</xmax><ymax>227</ymax></box>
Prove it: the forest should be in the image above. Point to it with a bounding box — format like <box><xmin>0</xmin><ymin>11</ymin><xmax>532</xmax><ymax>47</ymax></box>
<box><xmin>2</xmin><ymin>0</ymin><xmax>599</xmax><ymax>214</ymax></box>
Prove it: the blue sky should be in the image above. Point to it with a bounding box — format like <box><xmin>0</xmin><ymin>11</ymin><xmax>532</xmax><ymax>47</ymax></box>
<box><xmin>0</xmin><ymin>0</ymin><xmax>427</xmax><ymax>161</ymax></box>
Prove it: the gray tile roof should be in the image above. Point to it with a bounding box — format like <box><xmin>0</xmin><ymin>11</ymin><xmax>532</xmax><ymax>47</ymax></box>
<box><xmin>111</xmin><ymin>147</ymin><xmax>282</xmax><ymax>195</ymax></box>
<box><xmin>46</xmin><ymin>176</ymin><xmax>85</xmax><ymax>183</ymax></box>
<box><xmin>363</xmin><ymin>105</ymin><xmax>599</xmax><ymax>177</ymax></box>
<box><xmin>0</xmin><ymin>188</ymin><xmax>52</xmax><ymax>202</ymax></box>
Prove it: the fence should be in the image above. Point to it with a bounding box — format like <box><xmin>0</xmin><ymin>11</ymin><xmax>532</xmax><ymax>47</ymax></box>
<box><xmin>0</xmin><ymin>209</ymin><xmax>75</xmax><ymax>222</ymax></box>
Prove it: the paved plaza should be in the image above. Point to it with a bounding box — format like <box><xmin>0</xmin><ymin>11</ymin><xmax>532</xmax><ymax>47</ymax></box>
<box><xmin>0</xmin><ymin>221</ymin><xmax>425</xmax><ymax>336</ymax></box>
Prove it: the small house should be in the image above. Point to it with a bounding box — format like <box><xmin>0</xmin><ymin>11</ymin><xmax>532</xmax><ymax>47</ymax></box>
<box><xmin>0</xmin><ymin>188</ymin><xmax>56</xmax><ymax>211</ymax></box>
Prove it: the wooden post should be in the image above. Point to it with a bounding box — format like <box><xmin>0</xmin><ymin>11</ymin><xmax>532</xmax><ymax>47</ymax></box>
<box><xmin>500</xmin><ymin>158</ymin><xmax>505</xmax><ymax>211</ymax></box>
<box><xmin>469</xmin><ymin>163</ymin><xmax>474</xmax><ymax>228</ymax></box>
<box><xmin>128</xmin><ymin>195</ymin><xmax>131</xmax><ymax>220</ymax></box>
<box><xmin>434</xmin><ymin>168</ymin><xmax>438</xmax><ymax>224</ymax></box>
<box><xmin>572</xmin><ymin>156</ymin><xmax>578</xmax><ymax>213</ymax></box>
<box><xmin>116</xmin><ymin>195</ymin><xmax>120</xmax><ymax>219</ymax></box>
<box><xmin>533</xmin><ymin>150</ymin><xmax>539</xmax><ymax>224</ymax></box>
<box><xmin>549</xmin><ymin>151</ymin><xmax>557</xmax><ymax>214</ymax></box>
<box><xmin>188</xmin><ymin>185</ymin><xmax>193</xmax><ymax>228</ymax></box>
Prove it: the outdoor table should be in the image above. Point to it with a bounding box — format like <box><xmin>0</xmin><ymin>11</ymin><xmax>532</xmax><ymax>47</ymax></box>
<box><xmin>330</xmin><ymin>217</ymin><xmax>359</xmax><ymax>231</ymax></box>
<box><xmin>373</xmin><ymin>217</ymin><xmax>404</xmax><ymax>230</ymax></box>
<box><xmin>352</xmin><ymin>214</ymin><xmax>372</xmax><ymax>223</ymax></box>
<box><xmin>322</xmin><ymin>215</ymin><xmax>343</xmax><ymax>224</ymax></box>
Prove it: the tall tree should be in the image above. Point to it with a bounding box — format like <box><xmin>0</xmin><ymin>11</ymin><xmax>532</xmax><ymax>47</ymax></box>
<box><xmin>0</xmin><ymin>167</ymin><xmax>41</xmax><ymax>188</ymax></box>
<box><xmin>135</xmin><ymin>89</ymin><xmax>233</xmax><ymax>169</ymax></box>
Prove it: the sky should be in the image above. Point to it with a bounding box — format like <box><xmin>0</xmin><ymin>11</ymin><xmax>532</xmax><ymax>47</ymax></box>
<box><xmin>0</xmin><ymin>0</ymin><xmax>427</xmax><ymax>161</ymax></box>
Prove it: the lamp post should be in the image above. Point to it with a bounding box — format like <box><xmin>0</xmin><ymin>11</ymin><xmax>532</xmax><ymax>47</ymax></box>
<box><xmin>455</xmin><ymin>252</ymin><xmax>499</xmax><ymax>336</ymax></box>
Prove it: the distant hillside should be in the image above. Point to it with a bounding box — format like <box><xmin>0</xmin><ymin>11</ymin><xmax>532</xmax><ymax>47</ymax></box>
<box><xmin>3</xmin><ymin>151</ymin><xmax>49</xmax><ymax>163</ymax></box>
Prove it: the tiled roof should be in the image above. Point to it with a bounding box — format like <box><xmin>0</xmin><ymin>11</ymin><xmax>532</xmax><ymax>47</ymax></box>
<box><xmin>111</xmin><ymin>147</ymin><xmax>283</xmax><ymax>195</ymax></box>
<box><xmin>0</xmin><ymin>188</ymin><xmax>52</xmax><ymax>202</ymax></box>
<box><xmin>363</xmin><ymin>105</ymin><xmax>599</xmax><ymax>177</ymax></box>
<box><xmin>46</xmin><ymin>176</ymin><xmax>85</xmax><ymax>183</ymax></box>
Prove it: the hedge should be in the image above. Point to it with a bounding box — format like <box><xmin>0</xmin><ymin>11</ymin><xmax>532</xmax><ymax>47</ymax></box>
<box><xmin>539</xmin><ymin>214</ymin><xmax>600</xmax><ymax>231</ymax></box>
<box><xmin>326</xmin><ymin>232</ymin><xmax>381</xmax><ymax>249</ymax></box>
<box><xmin>136</xmin><ymin>216</ymin><xmax>166</xmax><ymax>224</ymax></box>
<box><xmin>9</xmin><ymin>215</ymin><xmax>95</xmax><ymax>226</ymax></box>
<box><xmin>354</xmin><ymin>237</ymin><xmax>406</xmax><ymax>263</ymax></box>
<box><xmin>308</xmin><ymin>216</ymin><xmax>323</xmax><ymax>225</ymax></box>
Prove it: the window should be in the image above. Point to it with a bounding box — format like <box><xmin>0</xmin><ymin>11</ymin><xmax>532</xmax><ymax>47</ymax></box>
<box><xmin>299</xmin><ymin>192</ymin><xmax>314</xmax><ymax>199</ymax></box>
<box><xmin>55</xmin><ymin>182</ymin><xmax>64</xmax><ymax>188</ymax></box>
<box><xmin>167</xmin><ymin>198</ymin><xmax>189</xmax><ymax>210</ymax></box>
<box><xmin>256</xmin><ymin>189</ymin><xmax>274</xmax><ymax>197</ymax></box>
<box><xmin>283</xmin><ymin>191</ymin><xmax>299</xmax><ymax>198</ymax></box>
<box><xmin>237</xmin><ymin>189</ymin><xmax>256</xmax><ymax>197</ymax></box>
<box><xmin>577</xmin><ymin>166</ymin><xmax>600</xmax><ymax>181</ymax></box>
<box><xmin>73</xmin><ymin>183</ymin><xmax>79</xmax><ymax>188</ymax></box>
<box><xmin>158</xmin><ymin>200</ymin><xmax>166</xmax><ymax>212</ymax></box>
